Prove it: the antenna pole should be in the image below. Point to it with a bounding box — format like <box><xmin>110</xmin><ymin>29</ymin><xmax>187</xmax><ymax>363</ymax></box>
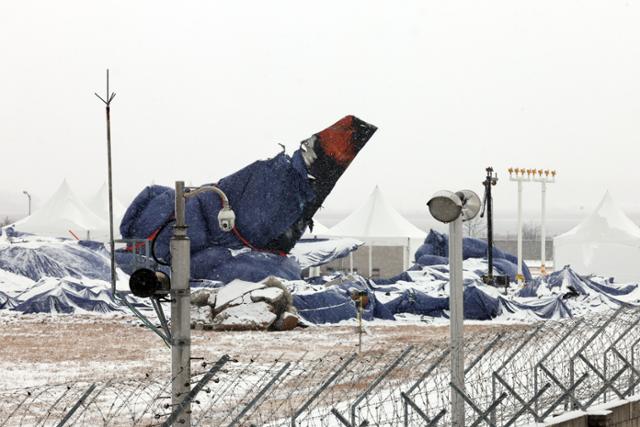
<box><xmin>95</xmin><ymin>69</ymin><xmax>117</xmax><ymax>295</ymax></box>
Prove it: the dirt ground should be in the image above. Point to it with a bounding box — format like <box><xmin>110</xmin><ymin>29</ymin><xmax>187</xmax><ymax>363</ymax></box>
<box><xmin>0</xmin><ymin>313</ymin><xmax>529</xmax><ymax>390</ymax></box>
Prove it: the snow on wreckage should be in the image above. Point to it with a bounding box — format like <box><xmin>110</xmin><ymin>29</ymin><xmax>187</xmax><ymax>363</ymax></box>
<box><xmin>288</xmin><ymin>230</ymin><xmax>640</xmax><ymax>324</ymax></box>
<box><xmin>2</xmin><ymin>115</ymin><xmax>640</xmax><ymax>324</ymax></box>
<box><xmin>118</xmin><ymin>115</ymin><xmax>377</xmax><ymax>284</ymax></box>
<box><xmin>0</xmin><ymin>115</ymin><xmax>379</xmax><ymax>321</ymax></box>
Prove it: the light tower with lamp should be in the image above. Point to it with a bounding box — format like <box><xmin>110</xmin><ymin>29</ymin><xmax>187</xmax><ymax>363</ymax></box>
<box><xmin>531</xmin><ymin>169</ymin><xmax>556</xmax><ymax>275</ymax></box>
<box><xmin>508</xmin><ymin>168</ymin><xmax>530</xmax><ymax>284</ymax></box>
<box><xmin>427</xmin><ymin>189</ymin><xmax>481</xmax><ymax>427</ymax></box>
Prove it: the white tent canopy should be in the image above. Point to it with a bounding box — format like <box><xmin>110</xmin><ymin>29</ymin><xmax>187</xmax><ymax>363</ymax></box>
<box><xmin>328</xmin><ymin>186</ymin><xmax>426</xmax><ymax>274</ymax></box>
<box><xmin>14</xmin><ymin>180</ymin><xmax>109</xmax><ymax>241</ymax></box>
<box><xmin>554</xmin><ymin>191</ymin><xmax>640</xmax><ymax>282</ymax></box>
<box><xmin>302</xmin><ymin>219</ymin><xmax>331</xmax><ymax>238</ymax></box>
<box><xmin>88</xmin><ymin>182</ymin><xmax>125</xmax><ymax>239</ymax></box>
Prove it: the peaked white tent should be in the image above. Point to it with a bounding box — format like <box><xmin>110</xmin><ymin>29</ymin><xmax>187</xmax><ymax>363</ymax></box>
<box><xmin>14</xmin><ymin>180</ymin><xmax>108</xmax><ymax>241</ymax></box>
<box><xmin>329</xmin><ymin>186</ymin><xmax>426</xmax><ymax>275</ymax></box>
<box><xmin>302</xmin><ymin>219</ymin><xmax>331</xmax><ymax>238</ymax></box>
<box><xmin>554</xmin><ymin>191</ymin><xmax>640</xmax><ymax>282</ymax></box>
<box><xmin>88</xmin><ymin>182</ymin><xmax>125</xmax><ymax>239</ymax></box>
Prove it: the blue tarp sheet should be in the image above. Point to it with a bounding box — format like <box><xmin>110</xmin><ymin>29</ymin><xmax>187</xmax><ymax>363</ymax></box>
<box><xmin>499</xmin><ymin>296</ymin><xmax>571</xmax><ymax>319</ymax></box>
<box><xmin>378</xmin><ymin>283</ymin><xmax>501</xmax><ymax>320</ymax></box>
<box><xmin>0</xmin><ymin>242</ymin><xmax>111</xmax><ymax>282</ymax></box>
<box><xmin>12</xmin><ymin>280</ymin><xmax>131</xmax><ymax>314</ymax></box>
<box><xmin>293</xmin><ymin>276</ymin><xmax>395</xmax><ymax>324</ymax></box>
<box><xmin>414</xmin><ymin>230</ymin><xmax>532</xmax><ymax>282</ymax></box>
<box><xmin>373</xmin><ymin>272</ymin><xmax>415</xmax><ymax>285</ymax></box>
<box><xmin>517</xmin><ymin>265</ymin><xmax>639</xmax><ymax>301</ymax></box>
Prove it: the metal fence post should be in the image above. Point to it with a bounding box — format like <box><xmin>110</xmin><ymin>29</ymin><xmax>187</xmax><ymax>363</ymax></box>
<box><xmin>226</xmin><ymin>362</ymin><xmax>291</xmax><ymax>427</ymax></box>
<box><xmin>163</xmin><ymin>355</ymin><xmax>230</xmax><ymax>427</ymax></box>
<box><xmin>491</xmin><ymin>326</ymin><xmax>543</xmax><ymax>424</ymax></box>
<box><xmin>55</xmin><ymin>383</ymin><xmax>96</xmax><ymax>427</ymax></box>
<box><xmin>490</xmin><ymin>375</ymin><xmax>497</xmax><ymax>426</ymax></box>
<box><xmin>465</xmin><ymin>334</ymin><xmax>503</xmax><ymax>376</ymax></box>
<box><xmin>603</xmin><ymin>351</ymin><xmax>608</xmax><ymax>403</ymax></box>
<box><xmin>402</xmin><ymin>349</ymin><xmax>450</xmax><ymax>427</ymax></box>
<box><xmin>355</xmin><ymin>346</ymin><xmax>412</xmax><ymax>426</ymax></box>
<box><xmin>348</xmin><ymin>346</ymin><xmax>413</xmax><ymax>427</ymax></box>
<box><xmin>534</xmin><ymin>365</ymin><xmax>539</xmax><ymax>415</ymax></box>
<box><xmin>291</xmin><ymin>354</ymin><xmax>357</xmax><ymax>427</ymax></box>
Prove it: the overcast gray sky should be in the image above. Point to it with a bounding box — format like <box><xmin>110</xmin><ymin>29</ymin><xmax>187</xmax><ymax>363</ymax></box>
<box><xmin>2</xmin><ymin>0</ymin><xmax>640</xmax><ymax>233</ymax></box>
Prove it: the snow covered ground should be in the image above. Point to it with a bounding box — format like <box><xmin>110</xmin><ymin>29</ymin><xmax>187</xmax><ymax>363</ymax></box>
<box><xmin>0</xmin><ymin>310</ymin><xmax>524</xmax><ymax>390</ymax></box>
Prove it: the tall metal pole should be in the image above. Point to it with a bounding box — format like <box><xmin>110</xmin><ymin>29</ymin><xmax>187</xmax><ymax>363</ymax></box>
<box><xmin>171</xmin><ymin>181</ymin><xmax>191</xmax><ymax>426</ymax></box>
<box><xmin>94</xmin><ymin>70</ymin><xmax>117</xmax><ymax>294</ymax></box>
<box><xmin>540</xmin><ymin>180</ymin><xmax>546</xmax><ymax>275</ymax></box>
<box><xmin>516</xmin><ymin>179</ymin><xmax>523</xmax><ymax>284</ymax></box>
<box><xmin>481</xmin><ymin>167</ymin><xmax>498</xmax><ymax>284</ymax></box>
<box><xmin>509</xmin><ymin>168</ymin><xmax>530</xmax><ymax>285</ymax></box>
<box><xmin>449</xmin><ymin>216</ymin><xmax>464</xmax><ymax>427</ymax></box>
<box><xmin>428</xmin><ymin>189</ymin><xmax>481</xmax><ymax>427</ymax></box>
<box><xmin>532</xmin><ymin>170</ymin><xmax>556</xmax><ymax>276</ymax></box>
<box><xmin>486</xmin><ymin>172</ymin><xmax>494</xmax><ymax>279</ymax></box>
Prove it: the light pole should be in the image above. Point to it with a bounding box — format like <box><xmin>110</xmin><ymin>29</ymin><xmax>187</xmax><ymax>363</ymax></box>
<box><xmin>480</xmin><ymin>167</ymin><xmax>498</xmax><ymax>284</ymax></box>
<box><xmin>508</xmin><ymin>168</ymin><xmax>531</xmax><ymax>284</ymax></box>
<box><xmin>428</xmin><ymin>189</ymin><xmax>481</xmax><ymax>427</ymax></box>
<box><xmin>172</xmin><ymin>181</ymin><xmax>192</xmax><ymax>426</ymax></box>
<box><xmin>532</xmin><ymin>170</ymin><xmax>556</xmax><ymax>275</ymax></box>
<box><xmin>169</xmin><ymin>182</ymin><xmax>235</xmax><ymax>426</ymax></box>
<box><xmin>22</xmin><ymin>191</ymin><xmax>31</xmax><ymax>216</ymax></box>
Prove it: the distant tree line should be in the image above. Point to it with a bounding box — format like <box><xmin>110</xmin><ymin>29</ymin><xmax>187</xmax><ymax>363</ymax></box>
<box><xmin>465</xmin><ymin>218</ymin><xmax>544</xmax><ymax>241</ymax></box>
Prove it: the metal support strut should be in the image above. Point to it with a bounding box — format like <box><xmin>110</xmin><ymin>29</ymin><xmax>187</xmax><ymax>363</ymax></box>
<box><xmin>171</xmin><ymin>181</ymin><xmax>192</xmax><ymax>426</ymax></box>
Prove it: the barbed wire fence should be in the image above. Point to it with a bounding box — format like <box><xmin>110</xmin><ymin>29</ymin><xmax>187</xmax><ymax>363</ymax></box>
<box><xmin>2</xmin><ymin>305</ymin><xmax>640</xmax><ymax>426</ymax></box>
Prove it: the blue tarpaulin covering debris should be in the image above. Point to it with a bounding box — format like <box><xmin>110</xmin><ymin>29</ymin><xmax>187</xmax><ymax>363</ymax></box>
<box><xmin>374</xmin><ymin>283</ymin><xmax>502</xmax><ymax>320</ymax></box>
<box><xmin>293</xmin><ymin>276</ymin><xmax>395</xmax><ymax>324</ymax></box>
<box><xmin>120</xmin><ymin>116</ymin><xmax>377</xmax><ymax>284</ymax></box>
<box><xmin>0</xmin><ymin>234</ymin><xmax>639</xmax><ymax>321</ymax></box>
<box><xmin>499</xmin><ymin>296</ymin><xmax>571</xmax><ymax>319</ymax></box>
<box><xmin>0</xmin><ymin>241</ymin><xmax>111</xmax><ymax>282</ymax></box>
<box><xmin>0</xmin><ymin>291</ymin><xmax>18</xmax><ymax>310</ymax></box>
<box><xmin>414</xmin><ymin>230</ymin><xmax>532</xmax><ymax>282</ymax></box>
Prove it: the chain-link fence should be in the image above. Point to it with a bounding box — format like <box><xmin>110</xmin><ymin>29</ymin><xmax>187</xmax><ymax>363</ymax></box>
<box><xmin>2</xmin><ymin>306</ymin><xmax>640</xmax><ymax>426</ymax></box>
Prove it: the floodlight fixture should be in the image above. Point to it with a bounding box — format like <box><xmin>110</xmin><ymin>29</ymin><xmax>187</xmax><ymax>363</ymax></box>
<box><xmin>427</xmin><ymin>191</ymin><xmax>462</xmax><ymax>223</ymax></box>
<box><xmin>456</xmin><ymin>190</ymin><xmax>482</xmax><ymax>222</ymax></box>
<box><xmin>427</xmin><ymin>190</ymin><xmax>481</xmax><ymax>224</ymax></box>
<box><xmin>129</xmin><ymin>268</ymin><xmax>171</xmax><ymax>298</ymax></box>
